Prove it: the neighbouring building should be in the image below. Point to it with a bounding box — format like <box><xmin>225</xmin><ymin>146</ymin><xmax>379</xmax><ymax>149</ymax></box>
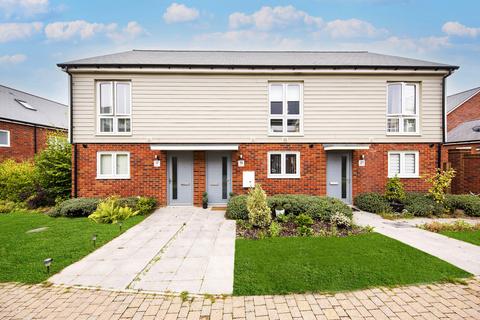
<box><xmin>58</xmin><ymin>50</ymin><xmax>457</xmax><ymax>206</ymax></box>
<box><xmin>444</xmin><ymin>87</ymin><xmax>480</xmax><ymax>194</ymax></box>
<box><xmin>0</xmin><ymin>85</ymin><xmax>68</xmax><ymax>162</ymax></box>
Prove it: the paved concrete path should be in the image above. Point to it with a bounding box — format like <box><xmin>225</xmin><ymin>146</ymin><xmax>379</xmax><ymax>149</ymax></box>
<box><xmin>2</xmin><ymin>279</ymin><xmax>480</xmax><ymax>319</ymax></box>
<box><xmin>354</xmin><ymin>211</ymin><xmax>480</xmax><ymax>275</ymax></box>
<box><xmin>50</xmin><ymin>207</ymin><xmax>236</xmax><ymax>294</ymax></box>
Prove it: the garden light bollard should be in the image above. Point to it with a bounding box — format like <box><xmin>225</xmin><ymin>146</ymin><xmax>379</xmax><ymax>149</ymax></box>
<box><xmin>44</xmin><ymin>258</ymin><xmax>53</xmax><ymax>274</ymax></box>
<box><xmin>92</xmin><ymin>234</ymin><xmax>97</xmax><ymax>248</ymax></box>
<box><xmin>119</xmin><ymin>222</ymin><xmax>123</xmax><ymax>232</ymax></box>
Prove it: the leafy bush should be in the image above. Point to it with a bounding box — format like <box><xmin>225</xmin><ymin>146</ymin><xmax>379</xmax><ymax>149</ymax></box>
<box><xmin>88</xmin><ymin>196</ymin><xmax>139</xmax><ymax>224</ymax></box>
<box><xmin>426</xmin><ymin>168</ymin><xmax>456</xmax><ymax>203</ymax></box>
<box><xmin>403</xmin><ymin>193</ymin><xmax>445</xmax><ymax>217</ymax></box>
<box><xmin>445</xmin><ymin>194</ymin><xmax>480</xmax><ymax>217</ymax></box>
<box><xmin>0</xmin><ymin>200</ymin><xmax>18</xmax><ymax>214</ymax></box>
<box><xmin>330</xmin><ymin>212</ymin><xmax>352</xmax><ymax>228</ymax></box>
<box><xmin>35</xmin><ymin>133</ymin><xmax>72</xmax><ymax>201</ymax></box>
<box><xmin>49</xmin><ymin>198</ymin><xmax>100</xmax><ymax>217</ymax></box>
<box><xmin>385</xmin><ymin>176</ymin><xmax>406</xmax><ymax>203</ymax></box>
<box><xmin>354</xmin><ymin>193</ymin><xmax>392</xmax><ymax>213</ymax></box>
<box><xmin>297</xmin><ymin>225</ymin><xmax>313</xmax><ymax>236</ymax></box>
<box><xmin>136</xmin><ymin>197</ymin><xmax>157</xmax><ymax>215</ymax></box>
<box><xmin>268</xmin><ymin>221</ymin><xmax>282</xmax><ymax>237</ymax></box>
<box><xmin>247</xmin><ymin>184</ymin><xmax>271</xmax><ymax>228</ymax></box>
<box><xmin>296</xmin><ymin>213</ymin><xmax>314</xmax><ymax>227</ymax></box>
<box><xmin>26</xmin><ymin>186</ymin><xmax>55</xmax><ymax>209</ymax></box>
<box><xmin>421</xmin><ymin>220</ymin><xmax>480</xmax><ymax>233</ymax></box>
<box><xmin>226</xmin><ymin>195</ymin><xmax>248</xmax><ymax>220</ymax></box>
<box><xmin>0</xmin><ymin>159</ymin><xmax>36</xmax><ymax>202</ymax></box>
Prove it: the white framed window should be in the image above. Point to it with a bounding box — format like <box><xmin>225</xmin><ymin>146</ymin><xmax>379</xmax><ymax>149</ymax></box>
<box><xmin>388</xmin><ymin>151</ymin><xmax>419</xmax><ymax>178</ymax></box>
<box><xmin>269</xmin><ymin>83</ymin><xmax>303</xmax><ymax>135</ymax></box>
<box><xmin>97</xmin><ymin>152</ymin><xmax>130</xmax><ymax>179</ymax></box>
<box><xmin>386</xmin><ymin>82</ymin><xmax>419</xmax><ymax>134</ymax></box>
<box><xmin>267</xmin><ymin>151</ymin><xmax>300</xmax><ymax>178</ymax></box>
<box><xmin>0</xmin><ymin>130</ymin><xmax>10</xmax><ymax>147</ymax></box>
<box><xmin>97</xmin><ymin>81</ymin><xmax>132</xmax><ymax>135</ymax></box>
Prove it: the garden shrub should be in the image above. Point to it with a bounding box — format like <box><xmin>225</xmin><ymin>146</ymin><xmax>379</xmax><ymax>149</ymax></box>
<box><xmin>226</xmin><ymin>195</ymin><xmax>248</xmax><ymax>220</ymax></box>
<box><xmin>247</xmin><ymin>184</ymin><xmax>271</xmax><ymax>228</ymax></box>
<box><xmin>354</xmin><ymin>193</ymin><xmax>392</xmax><ymax>213</ymax></box>
<box><xmin>422</xmin><ymin>220</ymin><xmax>480</xmax><ymax>233</ymax></box>
<box><xmin>330</xmin><ymin>211</ymin><xmax>352</xmax><ymax>228</ymax></box>
<box><xmin>445</xmin><ymin>194</ymin><xmax>480</xmax><ymax>217</ymax></box>
<box><xmin>268</xmin><ymin>221</ymin><xmax>282</xmax><ymax>237</ymax></box>
<box><xmin>296</xmin><ymin>213</ymin><xmax>314</xmax><ymax>227</ymax></box>
<box><xmin>403</xmin><ymin>193</ymin><xmax>445</xmax><ymax>217</ymax></box>
<box><xmin>385</xmin><ymin>176</ymin><xmax>406</xmax><ymax>203</ymax></box>
<box><xmin>89</xmin><ymin>196</ymin><xmax>139</xmax><ymax>224</ymax></box>
<box><xmin>0</xmin><ymin>159</ymin><xmax>36</xmax><ymax>202</ymax></box>
<box><xmin>0</xmin><ymin>200</ymin><xmax>18</xmax><ymax>214</ymax></box>
<box><xmin>49</xmin><ymin>198</ymin><xmax>100</xmax><ymax>217</ymax></box>
<box><xmin>426</xmin><ymin>168</ymin><xmax>456</xmax><ymax>203</ymax></box>
<box><xmin>136</xmin><ymin>197</ymin><xmax>158</xmax><ymax>215</ymax></box>
<box><xmin>35</xmin><ymin>133</ymin><xmax>72</xmax><ymax>202</ymax></box>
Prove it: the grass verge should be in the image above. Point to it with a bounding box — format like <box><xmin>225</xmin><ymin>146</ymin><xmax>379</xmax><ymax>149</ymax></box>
<box><xmin>440</xmin><ymin>231</ymin><xmax>480</xmax><ymax>246</ymax></box>
<box><xmin>0</xmin><ymin>211</ymin><xmax>144</xmax><ymax>283</ymax></box>
<box><xmin>233</xmin><ymin>233</ymin><xmax>470</xmax><ymax>295</ymax></box>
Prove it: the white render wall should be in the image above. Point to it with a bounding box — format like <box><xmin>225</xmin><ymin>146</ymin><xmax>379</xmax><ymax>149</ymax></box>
<box><xmin>71</xmin><ymin>71</ymin><xmax>444</xmax><ymax>143</ymax></box>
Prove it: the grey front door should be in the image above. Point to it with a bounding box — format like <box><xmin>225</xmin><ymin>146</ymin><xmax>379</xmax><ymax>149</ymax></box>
<box><xmin>206</xmin><ymin>151</ymin><xmax>231</xmax><ymax>205</ymax></box>
<box><xmin>326</xmin><ymin>151</ymin><xmax>352</xmax><ymax>204</ymax></box>
<box><xmin>168</xmin><ymin>151</ymin><xmax>193</xmax><ymax>205</ymax></box>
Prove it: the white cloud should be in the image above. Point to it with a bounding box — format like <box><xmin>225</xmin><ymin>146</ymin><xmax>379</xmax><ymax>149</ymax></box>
<box><xmin>323</xmin><ymin>18</ymin><xmax>387</xmax><ymax>38</ymax></box>
<box><xmin>45</xmin><ymin>20</ymin><xmax>115</xmax><ymax>41</ymax></box>
<box><xmin>0</xmin><ymin>0</ymin><xmax>49</xmax><ymax>17</ymax></box>
<box><xmin>0</xmin><ymin>53</ymin><xmax>27</xmax><ymax>64</ymax></box>
<box><xmin>229</xmin><ymin>5</ymin><xmax>322</xmax><ymax>30</ymax></box>
<box><xmin>107</xmin><ymin>21</ymin><xmax>146</xmax><ymax>42</ymax></box>
<box><xmin>0</xmin><ymin>22</ymin><xmax>42</xmax><ymax>43</ymax></box>
<box><xmin>163</xmin><ymin>3</ymin><xmax>199</xmax><ymax>24</ymax></box>
<box><xmin>442</xmin><ymin>21</ymin><xmax>480</xmax><ymax>38</ymax></box>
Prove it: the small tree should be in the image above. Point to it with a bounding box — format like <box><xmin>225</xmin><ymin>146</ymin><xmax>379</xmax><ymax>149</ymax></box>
<box><xmin>385</xmin><ymin>176</ymin><xmax>406</xmax><ymax>203</ymax></box>
<box><xmin>426</xmin><ymin>168</ymin><xmax>456</xmax><ymax>203</ymax></box>
<box><xmin>35</xmin><ymin>132</ymin><xmax>72</xmax><ymax>201</ymax></box>
<box><xmin>246</xmin><ymin>184</ymin><xmax>271</xmax><ymax>228</ymax></box>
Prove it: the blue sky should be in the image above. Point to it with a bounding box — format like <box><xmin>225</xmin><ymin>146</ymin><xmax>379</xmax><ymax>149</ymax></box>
<box><xmin>1</xmin><ymin>0</ymin><xmax>479</xmax><ymax>103</ymax></box>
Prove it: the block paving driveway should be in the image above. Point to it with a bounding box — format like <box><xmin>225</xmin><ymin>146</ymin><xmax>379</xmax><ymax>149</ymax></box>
<box><xmin>49</xmin><ymin>207</ymin><xmax>236</xmax><ymax>294</ymax></box>
<box><xmin>1</xmin><ymin>278</ymin><xmax>480</xmax><ymax>319</ymax></box>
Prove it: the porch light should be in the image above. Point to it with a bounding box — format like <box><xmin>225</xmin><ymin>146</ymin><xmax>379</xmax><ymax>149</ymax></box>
<box><xmin>44</xmin><ymin>258</ymin><xmax>53</xmax><ymax>273</ymax></box>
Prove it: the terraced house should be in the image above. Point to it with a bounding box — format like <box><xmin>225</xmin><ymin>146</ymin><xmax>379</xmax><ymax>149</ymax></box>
<box><xmin>58</xmin><ymin>50</ymin><xmax>457</xmax><ymax>206</ymax></box>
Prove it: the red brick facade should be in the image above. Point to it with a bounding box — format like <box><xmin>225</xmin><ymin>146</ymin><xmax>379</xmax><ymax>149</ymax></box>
<box><xmin>74</xmin><ymin>143</ymin><xmax>440</xmax><ymax>206</ymax></box>
<box><xmin>443</xmin><ymin>143</ymin><xmax>480</xmax><ymax>194</ymax></box>
<box><xmin>0</xmin><ymin>120</ymin><xmax>66</xmax><ymax>162</ymax></box>
<box><xmin>447</xmin><ymin>91</ymin><xmax>480</xmax><ymax>132</ymax></box>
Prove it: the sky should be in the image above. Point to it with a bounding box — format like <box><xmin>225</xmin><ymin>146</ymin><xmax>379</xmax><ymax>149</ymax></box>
<box><xmin>0</xmin><ymin>0</ymin><xmax>479</xmax><ymax>104</ymax></box>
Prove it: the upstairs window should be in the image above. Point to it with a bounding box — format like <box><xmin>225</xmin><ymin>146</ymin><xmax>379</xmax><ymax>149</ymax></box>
<box><xmin>388</xmin><ymin>151</ymin><xmax>419</xmax><ymax>178</ymax></box>
<box><xmin>269</xmin><ymin>83</ymin><xmax>303</xmax><ymax>135</ymax></box>
<box><xmin>0</xmin><ymin>130</ymin><xmax>10</xmax><ymax>147</ymax></box>
<box><xmin>387</xmin><ymin>82</ymin><xmax>419</xmax><ymax>134</ymax></box>
<box><xmin>97</xmin><ymin>81</ymin><xmax>131</xmax><ymax>134</ymax></box>
<box><xmin>268</xmin><ymin>151</ymin><xmax>300</xmax><ymax>178</ymax></box>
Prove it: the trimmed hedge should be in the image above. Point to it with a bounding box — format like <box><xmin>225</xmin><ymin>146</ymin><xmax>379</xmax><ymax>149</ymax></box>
<box><xmin>445</xmin><ymin>195</ymin><xmax>480</xmax><ymax>217</ymax></box>
<box><xmin>49</xmin><ymin>196</ymin><xmax>158</xmax><ymax>218</ymax></box>
<box><xmin>403</xmin><ymin>193</ymin><xmax>445</xmax><ymax>217</ymax></box>
<box><xmin>226</xmin><ymin>194</ymin><xmax>352</xmax><ymax>221</ymax></box>
<box><xmin>354</xmin><ymin>193</ymin><xmax>392</xmax><ymax>214</ymax></box>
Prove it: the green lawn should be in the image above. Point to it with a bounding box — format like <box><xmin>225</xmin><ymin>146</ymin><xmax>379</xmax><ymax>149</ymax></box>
<box><xmin>440</xmin><ymin>230</ymin><xmax>480</xmax><ymax>246</ymax></box>
<box><xmin>234</xmin><ymin>233</ymin><xmax>470</xmax><ymax>295</ymax></box>
<box><xmin>0</xmin><ymin>211</ymin><xmax>144</xmax><ymax>283</ymax></box>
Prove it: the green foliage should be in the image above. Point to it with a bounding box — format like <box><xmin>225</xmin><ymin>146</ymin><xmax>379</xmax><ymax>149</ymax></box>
<box><xmin>426</xmin><ymin>168</ymin><xmax>456</xmax><ymax>203</ymax></box>
<box><xmin>88</xmin><ymin>196</ymin><xmax>139</xmax><ymax>224</ymax></box>
<box><xmin>202</xmin><ymin>192</ymin><xmax>208</xmax><ymax>205</ymax></box>
<box><xmin>0</xmin><ymin>159</ymin><xmax>36</xmax><ymax>202</ymax></box>
<box><xmin>268</xmin><ymin>221</ymin><xmax>282</xmax><ymax>237</ymax></box>
<box><xmin>354</xmin><ymin>193</ymin><xmax>392</xmax><ymax>213</ymax></box>
<box><xmin>403</xmin><ymin>193</ymin><xmax>446</xmax><ymax>217</ymax></box>
<box><xmin>330</xmin><ymin>212</ymin><xmax>352</xmax><ymax>228</ymax></box>
<box><xmin>0</xmin><ymin>200</ymin><xmax>19</xmax><ymax>213</ymax></box>
<box><xmin>445</xmin><ymin>194</ymin><xmax>480</xmax><ymax>217</ymax></box>
<box><xmin>385</xmin><ymin>176</ymin><xmax>406</xmax><ymax>202</ymax></box>
<box><xmin>226</xmin><ymin>195</ymin><xmax>248</xmax><ymax>220</ymax></box>
<box><xmin>135</xmin><ymin>197</ymin><xmax>157</xmax><ymax>215</ymax></box>
<box><xmin>34</xmin><ymin>133</ymin><xmax>72</xmax><ymax>201</ymax></box>
<box><xmin>49</xmin><ymin>197</ymin><xmax>100</xmax><ymax>217</ymax></box>
<box><xmin>296</xmin><ymin>213</ymin><xmax>313</xmax><ymax>227</ymax></box>
<box><xmin>297</xmin><ymin>225</ymin><xmax>314</xmax><ymax>236</ymax></box>
<box><xmin>247</xmin><ymin>184</ymin><xmax>271</xmax><ymax>228</ymax></box>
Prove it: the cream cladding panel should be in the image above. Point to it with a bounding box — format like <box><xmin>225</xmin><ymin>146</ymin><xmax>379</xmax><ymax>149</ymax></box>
<box><xmin>71</xmin><ymin>73</ymin><xmax>443</xmax><ymax>143</ymax></box>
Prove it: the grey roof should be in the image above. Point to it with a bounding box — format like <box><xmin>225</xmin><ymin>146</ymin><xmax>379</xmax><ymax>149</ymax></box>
<box><xmin>0</xmin><ymin>85</ymin><xmax>68</xmax><ymax>129</ymax></box>
<box><xmin>447</xmin><ymin>86</ymin><xmax>480</xmax><ymax>113</ymax></box>
<box><xmin>58</xmin><ymin>50</ymin><xmax>458</xmax><ymax>70</ymax></box>
<box><xmin>447</xmin><ymin>119</ymin><xmax>480</xmax><ymax>143</ymax></box>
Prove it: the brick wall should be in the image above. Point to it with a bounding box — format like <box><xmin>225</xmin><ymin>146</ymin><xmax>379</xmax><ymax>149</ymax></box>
<box><xmin>0</xmin><ymin>120</ymin><xmax>66</xmax><ymax>162</ymax></box>
<box><xmin>447</xmin><ymin>91</ymin><xmax>480</xmax><ymax>132</ymax></box>
<box><xmin>74</xmin><ymin>144</ymin><xmax>167</xmax><ymax>204</ymax></box>
<box><xmin>445</xmin><ymin>144</ymin><xmax>480</xmax><ymax>194</ymax></box>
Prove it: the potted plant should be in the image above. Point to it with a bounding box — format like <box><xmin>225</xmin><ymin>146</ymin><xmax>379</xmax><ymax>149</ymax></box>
<box><xmin>275</xmin><ymin>205</ymin><xmax>285</xmax><ymax>216</ymax></box>
<box><xmin>202</xmin><ymin>192</ymin><xmax>208</xmax><ymax>209</ymax></box>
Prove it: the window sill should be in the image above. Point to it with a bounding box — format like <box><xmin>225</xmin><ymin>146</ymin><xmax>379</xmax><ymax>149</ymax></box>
<box><xmin>96</xmin><ymin>133</ymin><xmax>132</xmax><ymax>137</ymax></box>
<box><xmin>0</xmin><ymin>145</ymin><xmax>10</xmax><ymax>148</ymax></box>
<box><xmin>386</xmin><ymin>133</ymin><xmax>421</xmax><ymax>136</ymax></box>
<box><xmin>96</xmin><ymin>176</ymin><xmax>131</xmax><ymax>180</ymax></box>
<box><xmin>388</xmin><ymin>175</ymin><xmax>419</xmax><ymax>179</ymax></box>
<box><xmin>268</xmin><ymin>133</ymin><xmax>304</xmax><ymax>137</ymax></box>
<box><xmin>267</xmin><ymin>175</ymin><xmax>301</xmax><ymax>179</ymax></box>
